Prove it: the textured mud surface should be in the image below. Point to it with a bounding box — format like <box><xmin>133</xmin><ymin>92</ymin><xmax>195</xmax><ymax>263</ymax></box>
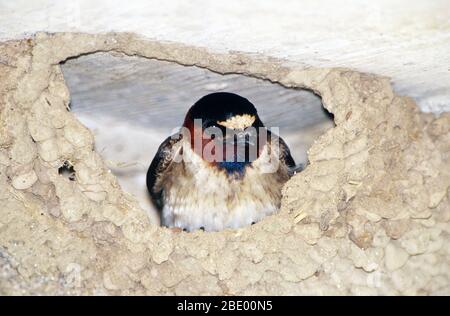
<box><xmin>0</xmin><ymin>33</ymin><xmax>449</xmax><ymax>295</ymax></box>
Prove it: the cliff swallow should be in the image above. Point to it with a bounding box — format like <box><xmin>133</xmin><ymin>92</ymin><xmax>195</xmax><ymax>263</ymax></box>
<box><xmin>147</xmin><ymin>92</ymin><xmax>297</xmax><ymax>231</ymax></box>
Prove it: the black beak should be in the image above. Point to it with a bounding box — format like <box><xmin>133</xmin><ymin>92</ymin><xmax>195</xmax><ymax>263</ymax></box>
<box><xmin>222</xmin><ymin>130</ymin><xmax>259</xmax><ymax>163</ymax></box>
<box><xmin>223</xmin><ymin>130</ymin><xmax>256</xmax><ymax>146</ymax></box>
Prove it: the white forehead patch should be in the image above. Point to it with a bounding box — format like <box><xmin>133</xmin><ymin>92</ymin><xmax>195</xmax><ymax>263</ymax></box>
<box><xmin>217</xmin><ymin>114</ymin><xmax>256</xmax><ymax>129</ymax></box>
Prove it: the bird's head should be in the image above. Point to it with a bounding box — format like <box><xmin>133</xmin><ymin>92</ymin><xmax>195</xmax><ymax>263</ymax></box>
<box><xmin>182</xmin><ymin>92</ymin><xmax>266</xmax><ymax>174</ymax></box>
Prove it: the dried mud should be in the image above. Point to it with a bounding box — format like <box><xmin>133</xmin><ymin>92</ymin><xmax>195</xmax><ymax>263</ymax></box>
<box><xmin>0</xmin><ymin>33</ymin><xmax>449</xmax><ymax>295</ymax></box>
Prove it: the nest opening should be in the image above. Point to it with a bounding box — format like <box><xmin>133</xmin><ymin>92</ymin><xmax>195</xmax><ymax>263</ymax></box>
<box><xmin>60</xmin><ymin>52</ymin><xmax>335</xmax><ymax>229</ymax></box>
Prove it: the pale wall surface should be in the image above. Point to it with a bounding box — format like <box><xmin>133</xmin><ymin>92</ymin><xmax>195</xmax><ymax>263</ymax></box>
<box><xmin>1</xmin><ymin>0</ymin><xmax>449</xmax><ymax>113</ymax></box>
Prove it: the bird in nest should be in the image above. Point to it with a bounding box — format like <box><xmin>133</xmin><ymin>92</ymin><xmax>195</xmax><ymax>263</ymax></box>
<box><xmin>147</xmin><ymin>92</ymin><xmax>300</xmax><ymax>232</ymax></box>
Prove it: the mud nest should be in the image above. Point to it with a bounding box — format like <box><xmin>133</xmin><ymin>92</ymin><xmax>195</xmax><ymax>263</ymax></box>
<box><xmin>0</xmin><ymin>33</ymin><xmax>449</xmax><ymax>295</ymax></box>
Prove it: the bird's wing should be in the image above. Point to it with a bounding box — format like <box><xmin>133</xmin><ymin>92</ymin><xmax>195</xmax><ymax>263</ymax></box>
<box><xmin>278</xmin><ymin>135</ymin><xmax>297</xmax><ymax>171</ymax></box>
<box><xmin>267</xmin><ymin>130</ymin><xmax>297</xmax><ymax>174</ymax></box>
<box><xmin>146</xmin><ymin>133</ymin><xmax>183</xmax><ymax>211</ymax></box>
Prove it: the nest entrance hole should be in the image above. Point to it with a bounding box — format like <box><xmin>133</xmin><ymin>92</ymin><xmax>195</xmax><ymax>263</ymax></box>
<box><xmin>61</xmin><ymin>52</ymin><xmax>335</xmax><ymax>226</ymax></box>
